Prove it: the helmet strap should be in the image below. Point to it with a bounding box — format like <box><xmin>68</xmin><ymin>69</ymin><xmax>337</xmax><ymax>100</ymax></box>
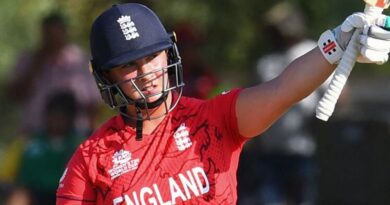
<box><xmin>135</xmin><ymin>108</ymin><xmax>143</xmax><ymax>141</ymax></box>
<box><xmin>120</xmin><ymin>91</ymin><xmax>169</xmax><ymax>141</ymax></box>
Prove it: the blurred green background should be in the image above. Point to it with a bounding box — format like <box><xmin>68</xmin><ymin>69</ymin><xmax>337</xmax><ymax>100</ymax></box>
<box><xmin>1</xmin><ymin>0</ymin><xmax>390</xmax><ymax>204</ymax></box>
<box><xmin>0</xmin><ymin>0</ymin><xmax>387</xmax><ymax>135</ymax></box>
<box><xmin>0</xmin><ymin>0</ymin><xmax>379</xmax><ymax>82</ymax></box>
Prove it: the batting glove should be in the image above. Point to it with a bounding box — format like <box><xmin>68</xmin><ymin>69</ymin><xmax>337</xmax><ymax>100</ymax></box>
<box><xmin>318</xmin><ymin>12</ymin><xmax>390</xmax><ymax>65</ymax></box>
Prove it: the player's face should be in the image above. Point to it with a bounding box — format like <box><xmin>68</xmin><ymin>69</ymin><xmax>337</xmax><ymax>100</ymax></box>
<box><xmin>107</xmin><ymin>51</ymin><xmax>169</xmax><ymax>103</ymax></box>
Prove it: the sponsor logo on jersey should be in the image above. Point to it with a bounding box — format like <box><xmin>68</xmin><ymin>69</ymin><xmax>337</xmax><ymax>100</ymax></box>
<box><xmin>173</xmin><ymin>123</ymin><xmax>192</xmax><ymax>151</ymax></box>
<box><xmin>108</xmin><ymin>149</ymin><xmax>140</xmax><ymax>179</ymax></box>
<box><xmin>113</xmin><ymin>166</ymin><xmax>210</xmax><ymax>205</ymax></box>
<box><xmin>117</xmin><ymin>15</ymin><xmax>140</xmax><ymax>41</ymax></box>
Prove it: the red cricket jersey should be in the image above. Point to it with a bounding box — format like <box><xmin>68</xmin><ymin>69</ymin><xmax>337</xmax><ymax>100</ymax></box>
<box><xmin>56</xmin><ymin>89</ymin><xmax>247</xmax><ymax>205</ymax></box>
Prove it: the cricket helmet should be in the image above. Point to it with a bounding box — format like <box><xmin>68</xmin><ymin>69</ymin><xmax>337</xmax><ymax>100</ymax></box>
<box><xmin>90</xmin><ymin>4</ymin><xmax>184</xmax><ymax>113</ymax></box>
<box><xmin>89</xmin><ymin>3</ymin><xmax>184</xmax><ymax>140</ymax></box>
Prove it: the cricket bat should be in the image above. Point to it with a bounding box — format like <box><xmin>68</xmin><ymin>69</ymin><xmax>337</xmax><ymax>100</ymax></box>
<box><xmin>316</xmin><ymin>0</ymin><xmax>390</xmax><ymax>121</ymax></box>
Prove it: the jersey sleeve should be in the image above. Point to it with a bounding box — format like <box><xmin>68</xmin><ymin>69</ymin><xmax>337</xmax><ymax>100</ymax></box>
<box><xmin>56</xmin><ymin>148</ymin><xmax>96</xmax><ymax>205</ymax></box>
<box><xmin>204</xmin><ymin>88</ymin><xmax>246</xmax><ymax>144</ymax></box>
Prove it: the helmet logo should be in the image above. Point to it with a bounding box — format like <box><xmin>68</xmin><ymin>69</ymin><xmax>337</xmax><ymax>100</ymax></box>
<box><xmin>117</xmin><ymin>15</ymin><xmax>140</xmax><ymax>41</ymax></box>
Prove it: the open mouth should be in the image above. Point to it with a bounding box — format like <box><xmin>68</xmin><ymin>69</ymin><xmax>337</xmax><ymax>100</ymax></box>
<box><xmin>141</xmin><ymin>84</ymin><xmax>158</xmax><ymax>95</ymax></box>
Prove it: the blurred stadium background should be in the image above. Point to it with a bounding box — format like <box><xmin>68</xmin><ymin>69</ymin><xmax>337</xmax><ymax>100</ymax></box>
<box><xmin>0</xmin><ymin>0</ymin><xmax>390</xmax><ymax>204</ymax></box>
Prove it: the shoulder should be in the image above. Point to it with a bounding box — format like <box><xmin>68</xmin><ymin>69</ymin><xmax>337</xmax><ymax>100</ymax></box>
<box><xmin>204</xmin><ymin>88</ymin><xmax>243</xmax><ymax>110</ymax></box>
<box><xmin>172</xmin><ymin>95</ymin><xmax>207</xmax><ymax>119</ymax></box>
<box><xmin>177</xmin><ymin>95</ymin><xmax>204</xmax><ymax>108</ymax></box>
<box><xmin>178</xmin><ymin>89</ymin><xmax>241</xmax><ymax>109</ymax></box>
<box><xmin>68</xmin><ymin>115</ymin><xmax>131</xmax><ymax>188</ymax></box>
<box><xmin>173</xmin><ymin>89</ymin><xmax>242</xmax><ymax>122</ymax></box>
<box><xmin>78</xmin><ymin>115</ymin><xmax>125</xmax><ymax>154</ymax></box>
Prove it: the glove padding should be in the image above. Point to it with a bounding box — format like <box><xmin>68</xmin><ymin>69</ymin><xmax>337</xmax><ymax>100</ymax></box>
<box><xmin>320</xmin><ymin>12</ymin><xmax>390</xmax><ymax>65</ymax></box>
<box><xmin>359</xmin><ymin>25</ymin><xmax>390</xmax><ymax>64</ymax></box>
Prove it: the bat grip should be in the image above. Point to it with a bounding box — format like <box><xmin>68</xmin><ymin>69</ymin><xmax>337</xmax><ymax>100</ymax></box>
<box><xmin>315</xmin><ymin>5</ymin><xmax>384</xmax><ymax>121</ymax></box>
<box><xmin>316</xmin><ymin>30</ymin><xmax>360</xmax><ymax>121</ymax></box>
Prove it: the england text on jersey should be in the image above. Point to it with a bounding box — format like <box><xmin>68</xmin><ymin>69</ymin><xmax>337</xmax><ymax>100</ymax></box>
<box><xmin>113</xmin><ymin>166</ymin><xmax>209</xmax><ymax>205</ymax></box>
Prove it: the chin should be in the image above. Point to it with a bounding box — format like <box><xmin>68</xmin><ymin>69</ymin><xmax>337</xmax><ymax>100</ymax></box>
<box><xmin>146</xmin><ymin>93</ymin><xmax>163</xmax><ymax>103</ymax></box>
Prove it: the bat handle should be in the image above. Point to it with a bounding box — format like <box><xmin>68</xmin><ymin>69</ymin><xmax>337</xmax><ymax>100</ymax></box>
<box><xmin>316</xmin><ymin>5</ymin><xmax>384</xmax><ymax>121</ymax></box>
<box><xmin>316</xmin><ymin>30</ymin><xmax>360</xmax><ymax>121</ymax></box>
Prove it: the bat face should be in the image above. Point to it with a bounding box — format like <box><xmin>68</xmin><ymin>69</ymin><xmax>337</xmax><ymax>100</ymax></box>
<box><xmin>364</xmin><ymin>0</ymin><xmax>390</xmax><ymax>8</ymax></box>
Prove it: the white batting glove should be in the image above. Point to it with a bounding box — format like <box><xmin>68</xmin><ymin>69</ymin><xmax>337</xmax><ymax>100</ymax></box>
<box><xmin>358</xmin><ymin>25</ymin><xmax>390</xmax><ymax>64</ymax></box>
<box><xmin>318</xmin><ymin>12</ymin><xmax>390</xmax><ymax>65</ymax></box>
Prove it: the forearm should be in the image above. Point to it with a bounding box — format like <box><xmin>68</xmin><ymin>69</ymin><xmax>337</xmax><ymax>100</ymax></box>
<box><xmin>237</xmin><ymin>47</ymin><xmax>336</xmax><ymax>137</ymax></box>
<box><xmin>274</xmin><ymin>47</ymin><xmax>336</xmax><ymax>107</ymax></box>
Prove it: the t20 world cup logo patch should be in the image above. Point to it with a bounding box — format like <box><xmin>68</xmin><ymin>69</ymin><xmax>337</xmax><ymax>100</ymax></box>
<box><xmin>108</xmin><ymin>149</ymin><xmax>140</xmax><ymax>179</ymax></box>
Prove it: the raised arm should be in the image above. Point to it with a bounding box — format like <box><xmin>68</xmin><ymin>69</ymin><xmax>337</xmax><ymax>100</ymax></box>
<box><xmin>237</xmin><ymin>48</ymin><xmax>334</xmax><ymax>137</ymax></box>
<box><xmin>236</xmin><ymin>12</ymin><xmax>390</xmax><ymax>138</ymax></box>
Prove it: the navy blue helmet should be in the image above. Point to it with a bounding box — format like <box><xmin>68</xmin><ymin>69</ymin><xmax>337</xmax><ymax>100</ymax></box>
<box><xmin>90</xmin><ymin>3</ymin><xmax>184</xmax><ymax>117</ymax></box>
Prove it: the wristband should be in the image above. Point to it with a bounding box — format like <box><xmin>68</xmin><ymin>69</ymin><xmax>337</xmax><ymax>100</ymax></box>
<box><xmin>318</xmin><ymin>30</ymin><xmax>344</xmax><ymax>64</ymax></box>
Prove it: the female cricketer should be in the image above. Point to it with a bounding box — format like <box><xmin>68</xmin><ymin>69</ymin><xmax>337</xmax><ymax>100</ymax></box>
<box><xmin>57</xmin><ymin>3</ymin><xmax>390</xmax><ymax>205</ymax></box>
